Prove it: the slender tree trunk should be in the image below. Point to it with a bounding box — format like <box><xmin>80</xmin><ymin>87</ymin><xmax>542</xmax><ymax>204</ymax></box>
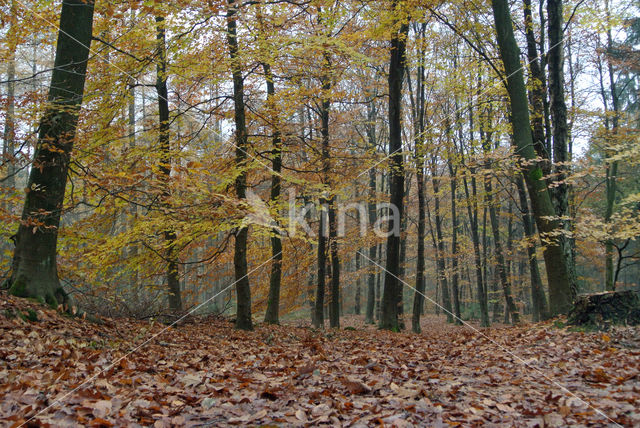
<box><xmin>262</xmin><ymin>61</ymin><xmax>283</xmax><ymax>324</ymax></box>
<box><xmin>354</xmin><ymin>251</ymin><xmax>361</xmax><ymax>314</ymax></box>
<box><xmin>484</xmin><ymin>171</ymin><xmax>520</xmax><ymax>323</ymax></box>
<box><xmin>2</xmin><ymin>1</ymin><xmax>16</xmax><ymax>192</ymax></box>
<box><xmin>515</xmin><ymin>174</ymin><xmax>549</xmax><ymax>321</ymax></box>
<box><xmin>227</xmin><ymin>0</ymin><xmax>252</xmax><ymax>330</ymax></box>
<box><xmin>412</xmin><ymin>166</ymin><xmax>427</xmax><ymax>333</ymax></box>
<box><xmin>155</xmin><ymin>15</ymin><xmax>182</xmax><ymax>313</ymax></box>
<box><xmin>547</xmin><ymin>0</ymin><xmax>578</xmax><ymax>301</ymax></box>
<box><xmin>365</xmin><ymin>172</ymin><xmax>377</xmax><ymax>323</ymax></box>
<box><xmin>7</xmin><ymin>0</ymin><xmax>94</xmax><ymax>305</ymax></box>
<box><xmin>364</xmin><ymin>96</ymin><xmax>378</xmax><ymax>324</ymax></box>
<box><xmin>396</xmin><ymin>178</ymin><xmax>411</xmax><ymax>327</ymax></box>
<box><xmin>408</xmin><ymin>28</ymin><xmax>428</xmax><ymax>333</ymax></box>
<box><xmin>380</xmin><ymin>5</ymin><xmax>409</xmax><ymax>331</ymax></box>
<box><xmin>314</xmin><ymin>66</ymin><xmax>332</xmax><ymax>329</ymax></box>
<box><xmin>432</xmin><ymin>162</ymin><xmax>452</xmax><ymax>322</ymax></box>
<box><xmin>522</xmin><ymin>0</ymin><xmax>551</xmax><ymax>174</ymax></box>
<box><xmin>375</xmin><ymin>242</ymin><xmax>383</xmax><ymax>320</ymax></box>
<box><xmin>491</xmin><ymin>0</ymin><xmax>573</xmax><ymax>315</ymax></box>
<box><xmin>448</xmin><ymin>161</ymin><xmax>462</xmax><ymax>324</ymax></box>
<box><xmin>603</xmin><ymin>0</ymin><xmax>620</xmax><ymax>291</ymax></box>
<box><xmin>328</xmin><ymin>194</ymin><xmax>340</xmax><ymax>328</ymax></box>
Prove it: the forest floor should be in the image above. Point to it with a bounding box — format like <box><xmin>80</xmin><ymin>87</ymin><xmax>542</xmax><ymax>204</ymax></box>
<box><xmin>1</xmin><ymin>292</ymin><xmax>639</xmax><ymax>427</ymax></box>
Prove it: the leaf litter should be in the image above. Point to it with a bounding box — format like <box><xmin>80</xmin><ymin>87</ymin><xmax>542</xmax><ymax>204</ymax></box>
<box><xmin>1</xmin><ymin>292</ymin><xmax>639</xmax><ymax>427</ymax></box>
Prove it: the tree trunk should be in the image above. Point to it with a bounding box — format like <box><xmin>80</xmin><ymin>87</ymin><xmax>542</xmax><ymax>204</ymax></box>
<box><xmin>314</xmin><ymin>61</ymin><xmax>333</xmax><ymax>329</ymax></box>
<box><xmin>408</xmin><ymin>29</ymin><xmax>428</xmax><ymax>333</ymax></box>
<box><xmin>2</xmin><ymin>1</ymin><xmax>16</xmax><ymax>192</ymax></box>
<box><xmin>396</xmin><ymin>178</ymin><xmax>411</xmax><ymax>328</ymax></box>
<box><xmin>522</xmin><ymin>0</ymin><xmax>551</xmax><ymax>173</ymax></box>
<box><xmin>515</xmin><ymin>174</ymin><xmax>549</xmax><ymax>321</ymax></box>
<box><xmin>484</xmin><ymin>172</ymin><xmax>520</xmax><ymax>324</ymax></box>
<box><xmin>375</xmin><ymin>242</ymin><xmax>382</xmax><ymax>321</ymax></box>
<box><xmin>262</xmin><ymin>61</ymin><xmax>283</xmax><ymax>324</ymax></box>
<box><xmin>412</xmin><ymin>165</ymin><xmax>427</xmax><ymax>333</ymax></box>
<box><xmin>328</xmin><ymin>195</ymin><xmax>340</xmax><ymax>328</ymax></box>
<box><xmin>448</xmin><ymin>161</ymin><xmax>462</xmax><ymax>325</ymax></box>
<box><xmin>547</xmin><ymin>0</ymin><xmax>578</xmax><ymax>301</ymax></box>
<box><xmin>354</xmin><ymin>252</ymin><xmax>361</xmax><ymax>315</ymax></box>
<box><xmin>603</xmin><ymin>0</ymin><xmax>620</xmax><ymax>292</ymax></box>
<box><xmin>365</xmin><ymin>97</ymin><xmax>378</xmax><ymax>324</ymax></box>
<box><xmin>155</xmin><ymin>15</ymin><xmax>182</xmax><ymax>313</ymax></box>
<box><xmin>432</xmin><ymin>162</ymin><xmax>453</xmax><ymax>322</ymax></box>
<box><xmin>227</xmin><ymin>0</ymin><xmax>252</xmax><ymax>330</ymax></box>
<box><xmin>491</xmin><ymin>0</ymin><xmax>573</xmax><ymax>315</ymax></box>
<box><xmin>380</xmin><ymin>4</ymin><xmax>409</xmax><ymax>331</ymax></box>
<box><xmin>7</xmin><ymin>0</ymin><xmax>94</xmax><ymax>306</ymax></box>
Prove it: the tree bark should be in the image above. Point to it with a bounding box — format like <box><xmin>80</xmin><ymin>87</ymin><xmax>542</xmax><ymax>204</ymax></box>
<box><xmin>491</xmin><ymin>0</ymin><xmax>573</xmax><ymax>315</ymax></box>
<box><xmin>227</xmin><ymin>0</ymin><xmax>252</xmax><ymax>330</ymax></box>
<box><xmin>603</xmin><ymin>0</ymin><xmax>620</xmax><ymax>291</ymax></box>
<box><xmin>515</xmin><ymin>174</ymin><xmax>549</xmax><ymax>321</ymax></box>
<box><xmin>380</xmin><ymin>3</ymin><xmax>409</xmax><ymax>331</ymax></box>
<box><xmin>2</xmin><ymin>0</ymin><xmax>17</xmax><ymax>192</ymax></box>
<box><xmin>262</xmin><ymin>61</ymin><xmax>283</xmax><ymax>324</ymax></box>
<box><xmin>522</xmin><ymin>0</ymin><xmax>551</xmax><ymax>173</ymax></box>
<box><xmin>328</xmin><ymin>193</ymin><xmax>340</xmax><ymax>328</ymax></box>
<box><xmin>547</xmin><ymin>0</ymin><xmax>578</xmax><ymax>301</ymax></box>
<box><xmin>365</xmin><ymin>96</ymin><xmax>378</xmax><ymax>324</ymax></box>
<box><xmin>483</xmin><ymin>164</ymin><xmax>520</xmax><ymax>324</ymax></box>
<box><xmin>7</xmin><ymin>0</ymin><xmax>94</xmax><ymax>306</ymax></box>
<box><xmin>448</xmin><ymin>161</ymin><xmax>462</xmax><ymax>324</ymax></box>
<box><xmin>155</xmin><ymin>15</ymin><xmax>182</xmax><ymax>313</ymax></box>
<box><xmin>432</xmin><ymin>160</ymin><xmax>452</xmax><ymax>322</ymax></box>
<box><xmin>408</xmin><ymin>27</ymin><xmax>428</xmax><ymax>333</ymax></box>
<box><xmin>460</xmin><ymin>128</ymin><xmax>489</xmax><ymax>325</ymax></box>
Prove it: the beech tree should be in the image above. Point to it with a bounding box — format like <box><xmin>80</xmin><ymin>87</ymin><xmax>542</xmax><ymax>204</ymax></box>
<box><xmin>491</xmin><ymin>0</ymin><xmax>573</xmax><ymax>315</ymax></box>
<box><xmin>5</xmin><ymin>0</ymin><xmax>95</xmax><ymax>306</ymax></box>
<box><xmin>227</xmin><ymin>0</ymin><xmax>252</xmax><ymax>330</ymax></box>
<box><xmin>380</xmin><ymin>0</ymin><xmax>409</xmax><ymax>331</ymax></box>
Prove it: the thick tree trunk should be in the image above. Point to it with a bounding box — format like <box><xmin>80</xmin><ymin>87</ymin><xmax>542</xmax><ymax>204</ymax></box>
<box><xmin>155</xmin><ymin>15</ymin><xmax>182</xmax><ymax>313</ymax></box>
<box><xmin>7</xmin><ymin>0</ymin><xmax>94</xmax><ymax>306</ymax></box>
<box><xmin>380</xmin><ymin>5</ymin><xmax>409</xmax><ymax>331</ymax></box>
<box><xmin>491</xmin><ymin>0</ymin><xmax>573</xmax><ymax>315</ymax></box>
<box><xmin>262</xmin><ymin>62</ymin><xmax>283</xmax><ymax>324</ymax></box>
<box><xmin>227</xmin><ymin>0</ymin><xmax>252</xmax><ymax>330</ymax></box>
